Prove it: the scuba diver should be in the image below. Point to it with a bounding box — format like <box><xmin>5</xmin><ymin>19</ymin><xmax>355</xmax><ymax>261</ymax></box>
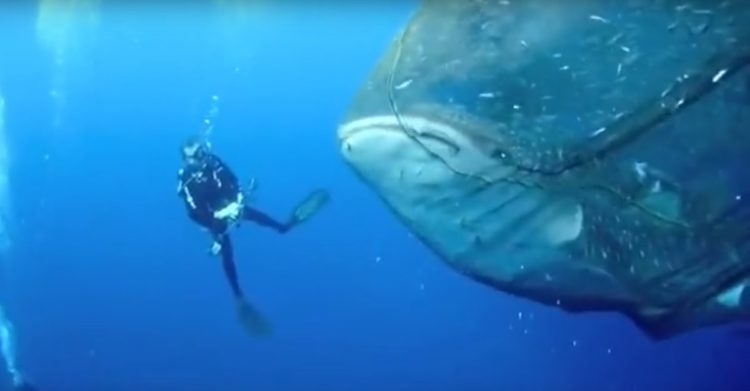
<box><xmin>176</xmin><ymin>136</ymin><xmax>329</xmax><ymax>335</ymax></box>
<box><xmin>0</xmin><ymin>307</ymin><xmax>37</xmax><ymax>390</ymax></box>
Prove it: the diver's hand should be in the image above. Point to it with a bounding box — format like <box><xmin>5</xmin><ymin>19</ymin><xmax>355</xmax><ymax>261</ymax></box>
<box><xmin>214</xmin><ymin>202</ymin><xmax>241</xmax><ymax>220</ymax></box>
<box><xmin>210</xmin><ymin>241</ymin><xmax>222</xmax><ymax>255</ymax></box>
<box><xmin>213</xmin><ymin>193</ymin><xmax>245</xmax><ymax>221</ymax></box>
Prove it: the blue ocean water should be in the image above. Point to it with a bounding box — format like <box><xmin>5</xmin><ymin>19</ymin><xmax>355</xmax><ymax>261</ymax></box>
<box><xmin>0</xmin><ymin>2</ymin><xmax>748</xmax><ymax>390</ymax></box>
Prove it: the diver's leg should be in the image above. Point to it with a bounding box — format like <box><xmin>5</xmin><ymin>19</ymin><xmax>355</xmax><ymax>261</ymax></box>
<box><xmin>216</xmin><ymin>235</ymin><xmax>272</xmax><ymax>336</ymax></box>
<box><xmin>241</xmin><ymin>189</ymin><xmax>330</xmax><ymax>234</ymax></box>
<box><xmin>242</xmin><ymin>206</ymin><xmax>290</xmax><ymax>233</ymax></box>
<box><xmin>217</xmin><ymin>235</ymin><xmax>244</xmax><ymax>299</ymax></box>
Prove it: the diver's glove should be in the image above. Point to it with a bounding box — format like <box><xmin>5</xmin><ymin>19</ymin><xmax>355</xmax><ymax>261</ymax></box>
<box><xmin>213</xmin><ymin>193</ymin><xmax>245</xmax><ymax>221</ymax></box>
<box><xmin>210</xmin><ymin>241</ymin><xmax>222</xmax><ymax>256</ymax></box>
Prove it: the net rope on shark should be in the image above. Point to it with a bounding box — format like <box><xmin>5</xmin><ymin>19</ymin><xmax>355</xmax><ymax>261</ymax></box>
<box><xmin>384</xmin><ymin>1</ymin><xmax>750</xmax><ymax>231</ymax></box>
<box><xmin>341</xmin><ymin>0</ymin><xmax>750</xmax><ymax>339</ymax></box>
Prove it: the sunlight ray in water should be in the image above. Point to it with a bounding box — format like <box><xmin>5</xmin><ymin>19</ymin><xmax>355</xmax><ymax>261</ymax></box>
<box><xmin>35</xmin><ymin>0</ymin><xmax>100</xmax><ymax>129</ymax></box>
<box><xmin>0</xmin><ymin>93</ymin><xmax>10</xmax><ymax>253</ymax></box>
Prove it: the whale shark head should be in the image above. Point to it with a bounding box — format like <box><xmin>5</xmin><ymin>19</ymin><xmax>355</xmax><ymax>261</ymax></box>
<box><xmin>337</xmin><ymin>110</ymin><xmax>586</xmax><ymax>288</ymax></box>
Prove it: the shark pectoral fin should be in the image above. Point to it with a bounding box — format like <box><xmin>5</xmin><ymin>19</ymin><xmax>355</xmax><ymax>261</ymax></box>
<box><xmin>716</xmin><ymin>282</ymin><xmax>746</xmax><ymax>309</ymax></box>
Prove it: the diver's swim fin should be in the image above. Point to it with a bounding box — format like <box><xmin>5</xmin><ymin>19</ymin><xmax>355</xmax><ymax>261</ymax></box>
<box><xmin>290</xmin><ymin>188</ymin><xmax>330</xmax><ymax>225</ymax></box>
<box><xmin>235</xmin><ymin>298</ymin><xmax>272</xmax><ymax>337</ymax></box>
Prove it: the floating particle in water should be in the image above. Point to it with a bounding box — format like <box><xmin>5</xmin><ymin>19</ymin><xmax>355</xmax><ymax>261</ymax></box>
<box><xmin>395</xmin><ymin>79</ymin><xmax>413</xmax><ymax>90</ymax></box>
<box><xmin>713</xmin><ymin>68</ymin><xmax>728</xmax><ymax>83</ymax></box>
<box><xmin>589</xmin><ymin>15</ymin><xmax>610</xmax><ymax>23</ymax></box>
<box><xmin>375</xmin><ymin>256</ymin><xmax>382</xmax><ymax>263</ymax></box>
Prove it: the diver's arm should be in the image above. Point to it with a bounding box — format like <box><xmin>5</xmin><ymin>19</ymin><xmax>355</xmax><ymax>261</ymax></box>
<box><xmin>209</xmin><ymin>155</ymin><xmax>242</xmax><ymax>200</ymax></box>
<box><xmin>209</xmin><ymin>157</ymin><xmax>245</xmax><ymax>223</ymax></box>
<box><xmin>180</xmin><ymin>193</ymin><xmax>216</xmax><ymax>230</ymax></box>
<box><xmin>177</xmin><ymin>169</ymin><xmax>227</xmax><ymax>232</ymax></box>
<box><xmin>178</xmin><ymin>170</ymin><xmax>205</xmax><ymax>224</ymax></box>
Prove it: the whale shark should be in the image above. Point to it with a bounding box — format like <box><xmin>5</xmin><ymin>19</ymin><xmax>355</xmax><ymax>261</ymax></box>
<box><xmin>337</xmin><ymin>0</ymin><xmax>750</xmax><ymax>339</ymax></box>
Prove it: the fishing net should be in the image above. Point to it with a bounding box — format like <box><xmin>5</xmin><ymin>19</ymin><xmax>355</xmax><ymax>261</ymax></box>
<box><xmin>342</xmin><ymin>0</ymin><xmax>750</xmax><ymax>334</ymax></box>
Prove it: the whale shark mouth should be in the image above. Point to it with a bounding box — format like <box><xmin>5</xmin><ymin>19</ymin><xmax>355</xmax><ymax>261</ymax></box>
<box><xmin>338</xmin><ymin>113</ymin><xmax>584</xmax><ymax>278</ymax></box>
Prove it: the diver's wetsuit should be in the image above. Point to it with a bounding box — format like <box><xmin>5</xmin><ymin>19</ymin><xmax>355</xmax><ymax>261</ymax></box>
<box><xmin>177</xmin><ymin>152</ymin><xmax>290</xmax><ymax>299</ymax></box>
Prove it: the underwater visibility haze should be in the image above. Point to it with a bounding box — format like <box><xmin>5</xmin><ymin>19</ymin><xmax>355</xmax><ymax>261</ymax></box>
<box><xmin>0</xmin><ymin>1</ymin><xmax>749</xmax><ymax>390</ymax></box>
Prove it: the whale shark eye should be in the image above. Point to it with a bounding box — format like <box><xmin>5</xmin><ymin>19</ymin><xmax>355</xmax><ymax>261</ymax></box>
<box><xmin>490</xmin><ymin>147</ymin><xmax>511</xmax><ymax>161</ymax></box>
